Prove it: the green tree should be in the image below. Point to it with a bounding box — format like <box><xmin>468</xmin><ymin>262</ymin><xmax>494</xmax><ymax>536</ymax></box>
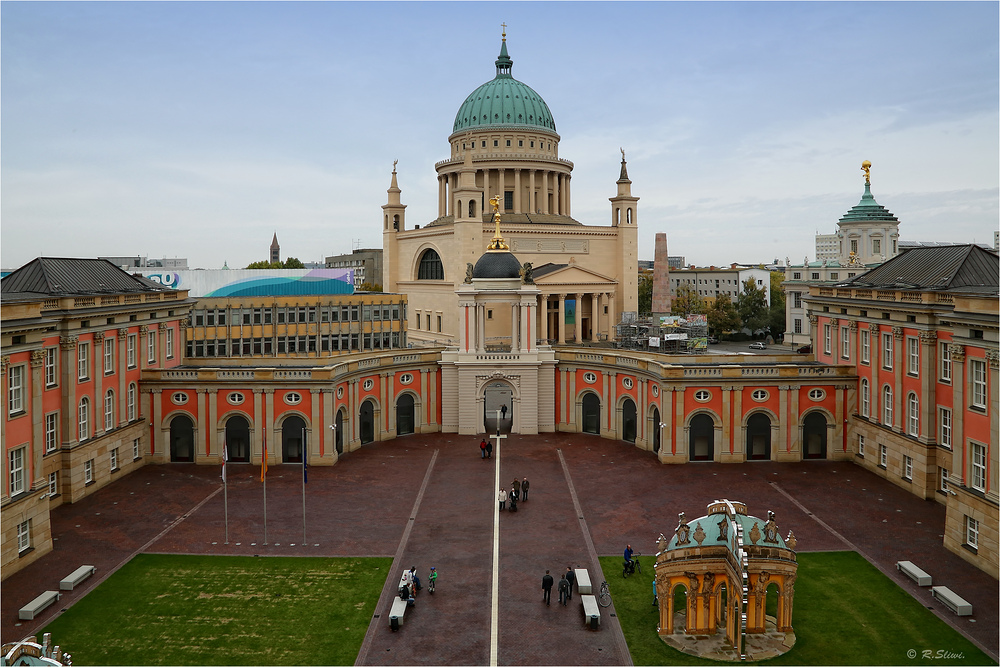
<box><xmin>737</xmin><ymin>277</ymin><xmax>769</xmax><ymax>334</ymax></box>
<box><xmin>637</xmin><ymin>270</ymin><xmax>653</xmax><ymax>317</ymax></box>
<box><xmin>245</xmin><ymin>258</ymin><xmax>306</xmax><ymax>269</ymax></box>
<box><xmin>672</xmin><ymin>283</ymin><xmax>706</xmax><ymax>315</ymax></box>
<box><xmin>283</xmin><ymin>257</ymin><xmax>305</xmax><ymax>269</ymax></box>
<box><xmin>768</xmin><ymin>271</ymin><xmax>787</xmax><ymax>336</ymax></box>
<box><xmin>358</xmin><ymin>282</ymin><xmax>383</xmax><ymax>292</ymax></box>
<box><xmin>707</xmin><ymin>294</ymin><xmax>740</xmax><ymax>336</ymax></box>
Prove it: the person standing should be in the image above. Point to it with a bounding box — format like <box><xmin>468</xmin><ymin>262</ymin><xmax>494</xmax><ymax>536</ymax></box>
<box><xmin>521</xmin><ymin>477</ymin><xmax>529</xmax><ymax>501</ymax></box>
<box><xmin>501</xmin><ymin>404</ymin><xmax>507</xmax><ymax>420</ymax></box>
<box><xmin>498</xmin><ymin>487</ymin><xmax>507</xmax><ymax>511</ymax></box>
<box><xmin>541</xmin><ymin>570</ymin><xmax>554</xmax><ymax>605</ymax></box>
<box><xmin>486</xmin><ymin>440</ymin><xmax>493</xmax><ymax>458</ymax></box>
<box><xmin>558</xmin><ymin>573</ymin><xmax>570</xmax><ymax>606</ymax></box>
<box><xmin>480</xmin><ymin>438</ymin><xmax>487</xmax><ymax>459</ymax></box>
<box><xmin>428</xmin><ymin>567</ymin><xmax>437</xmax><ymax>594</ymax></box>
<box><xmin>410</xmin><ymin>566</ymin><xmax>421</xmax><ymax>591</ymax></box>
<box><xmin>511</xmin><ymin>478</ymin><xmax>521</xmax><ymax>501</ymax></box>
<box><xmin>565</xmin><ymin>566</ymin><xmax>576</xmax><ymax>600</ymax></box>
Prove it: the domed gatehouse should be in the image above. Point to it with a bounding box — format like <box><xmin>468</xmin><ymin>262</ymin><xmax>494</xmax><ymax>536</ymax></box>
<box><xmin>654</xmin><ymin>500</ymin><xmax>798</xmax><ymax>661</ymax></box>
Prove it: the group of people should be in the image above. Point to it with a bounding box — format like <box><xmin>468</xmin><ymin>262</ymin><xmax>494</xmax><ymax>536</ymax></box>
<box><xmin>540</xmin><ymin>567</ymin><xmax>578</xmax><ymax>606</ymax></box>
<box><xmin>498</xmin><ymin>477</ymin><xmax>529</xmax><ymax>512</ymax></box>
<box><xmin>398</xmin><ymin>565</ymin><xmax>438</xmax><ymax>604</ymax></box>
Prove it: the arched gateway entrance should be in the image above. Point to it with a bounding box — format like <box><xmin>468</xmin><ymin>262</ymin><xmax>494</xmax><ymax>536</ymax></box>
<box><xmin>484</xmin><ymin>382</ymin><xmax>513</xmax><ymax>433</ymax></box>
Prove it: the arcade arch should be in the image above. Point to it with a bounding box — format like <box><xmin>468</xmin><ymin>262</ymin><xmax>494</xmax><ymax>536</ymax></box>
<box><xmin>168</xmin><ymin>413</ymin><xmax>195</xmax><ymax>462</ymax></box>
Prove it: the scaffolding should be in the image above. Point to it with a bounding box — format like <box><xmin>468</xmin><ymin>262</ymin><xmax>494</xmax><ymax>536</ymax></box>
<box><xmin>615</xmin><ymin>312</ymin><xmax>708</xmax><ymax>354</ymax></box>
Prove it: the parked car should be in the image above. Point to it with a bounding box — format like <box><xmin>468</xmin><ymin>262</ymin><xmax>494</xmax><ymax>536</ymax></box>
<box><xmin>797</xmin><ymin>344</ymin><xmax>812</xmax><ymax>354</ymax></box>
<box><xmin>707</xmin><ymin>337</ymin><xmax>719</xmax><ymax>344</ymax></box>
<box><xmin>749</xmin><ymin>342</ymin><xmax>767</xmax><ymax>350</ymax></box>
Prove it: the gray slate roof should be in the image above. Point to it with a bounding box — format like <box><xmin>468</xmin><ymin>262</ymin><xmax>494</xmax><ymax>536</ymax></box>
<box><xmin>1</xmin><ymin>257</ymin><xmax>171</xmax><ymax>301</ymax></box>
<box><xmin>842</xmin><ymin>244</ymin><xmax>998</xmax><ymax>294</ymax></box>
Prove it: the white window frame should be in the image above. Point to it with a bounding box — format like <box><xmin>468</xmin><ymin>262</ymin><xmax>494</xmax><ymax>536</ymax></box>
<box><xmin>823</xmin><ymin>325</ymin><xmax>832</xmax><ymax>355</ymax></box>
<box><xmin>966</xmin><ymin>516</ymin><xmax>979</xmax><ymax>549</ymax></box>
<box><xmin>147</xmin><ymin>331</ymin><xmax>157</xmax><ymax>364</ymax></box>
<box><xmin>857</xmin><ymin>434</ymin><xmax>866</xmax><ymax>456</ymax></box>
<box><xmin>84</xmin><ymin>459</ymin><xmax>94</xmax><ymax>484</ymax></box>
<box><xmin>882</xmin><ymin>386</ymin><xmax>893</xmax><ymax>426</ymax></box>
<box><xmin>127</xmin><ymin>334</ymin><xmax>137</xmax><ymax>369</ymax></box>
<box><xmin>8</xmin><ymin>364</ymin><xmax>24</xmax><ymax>415</ymax></box>
<box><xmin>110</xmin><ymin>447</ymin><xmax>119</xmax><ymax>471</ymax></box>
<box><xmin>939</xmin><ymin>342</ymin><xmax>951</xmax><ymax>381</ymax></box>
<box><xmin>133</xmin><ymin>438</ymin><xmax>140</xmax><ymax>460</ymax></box>
<box><xmin>104</xmin><ymin>337</ymin><xmax>115</xmax><ymax>375</ymax></box>
<box><xmin>48</xmin><ymin>471</ymin><xmax>58</xmax><ymax>496</ymax></box>
<box><xmin>17</xmin><ymin>520</ymin><xmax>31</xmax><ymax>553</ymax></box>
<box><xmin>970</xmin><ymin>442</ymin><xmax>986</xmax><ymax>492</ymax></box>
<box><xmin>938</xmin><ymin>407</ymin><xmax>952</xmax><ymax>449</ymax></box>
<box><xmin>127</xmin><ymin>383</ymin><xmax>137</xmax><ymax>421</ymax></box>
<box><xmin>166</xmin><ymin>327</ymin><xmax>174</xmax><ymax>359</ymax></box>
<box><xmin>970</xmin><ymin>359</ymin><xmax>987</xmax><ymax>409</ymax></box>
<box><xmin>879</xmin><ymin>444</ymin><xmax>887</xmax><ymax>468</ymax></box>
<box><xmin>45</xmin><ymin>412</ymin><xmax>59</xmax><ymax>453</ymax></box>
<box><xmin>903</xmin><ymin>455</ymin><xmax>913</xmax><ymax>480</ymax></box>
<box><xmin>78</xmin><ymin>397</ymin><xmax>90</xmax><ymax>442</ymax></box>
<box><xmin>939</xmin><ymin>467</ymin><xmax>949</xmax><ymax>493</ymax></box>
<box><xmin>793</xmin><ymin>318</ymin><xmax>802</xmax><ymax>334</ymax></box>
<box><xmin>907</xmin><ymin>337</ymin><xmax>919</xmax><ymax>375</ymax></box>
<box><xmin>860</xmin><ymin>379</ymin><xmax>870</xmax><ymax>417</ymax></box>
<box><xmin>907</xmin><ymin>393</ymin><xmax>919</xmax><ymax>436</ymax></box>
<box><xmin>861</xmin><ymin>329</ymin><xmax>870</xmax><ymax>364</ymax></box>
<box><xmin>841</xmin><ymin>327</ymin><xmax>850</xmax><ymax>359</ymax></box>
<box><xmin>78</xmin><ymin>342</ymin><xmax>90</xmax><ymax>380</ymax></box>
<box><xmin>104</xmin><ymin>389</ymin><xmax>115</xmax><ymax>431</ymax></box>
<box><xmin>882</xmin><ymin>333</ymin><xmax>893</xmax><ymax>370</ymax></box>
<box><xmin>9</xmin><ymin>447</ymin><xmax>25</xmax><ymax>496</ymax></box>
<box><xmin>44</xmin><ymin>347</ymin><xmax>58</xmax><ymax>387</ymax></box>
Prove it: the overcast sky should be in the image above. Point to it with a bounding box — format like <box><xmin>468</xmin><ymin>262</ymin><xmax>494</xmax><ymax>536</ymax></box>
<box><xmin>2</xmin><ymin>1</ymin><xmax>997</xmax><ymax>271</ymax></box>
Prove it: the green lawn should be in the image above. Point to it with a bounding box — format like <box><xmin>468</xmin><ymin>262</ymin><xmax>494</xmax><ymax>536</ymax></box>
<box><xmin>42</xmin><ymin>554</ymin><xmax>391</xmax><ymax>666</ymax></box>
<box><xmin>601</xmin><ymin>551</ymin><xmax>993</xmax><ymax>666</ymax></box>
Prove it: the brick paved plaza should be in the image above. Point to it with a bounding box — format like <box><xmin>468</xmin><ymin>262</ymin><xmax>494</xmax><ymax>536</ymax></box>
<box><xmin>2</xmin><ymin>432</ymin><xmax>997</xmax><ymax>664</ymax></box>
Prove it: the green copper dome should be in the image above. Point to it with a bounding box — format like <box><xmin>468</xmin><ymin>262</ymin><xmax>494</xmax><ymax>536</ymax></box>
<box><xmin>839</xmin><ymin>182</ymin><xmax>899</xmax><ymax>223</ymax></box>
<box><xmin>452</xmin><ymin>38</ymin><xmax>556</xmax><ymax>134</ymax></box>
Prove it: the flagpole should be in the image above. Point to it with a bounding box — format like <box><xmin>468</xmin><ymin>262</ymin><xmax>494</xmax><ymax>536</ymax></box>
<box><xmin>263</xmin><ymin>426</ymin><xmax>268</xmax><ymax>545</ymax></box>
<box><xmin>223</xmin><ymin>435</ymin><xmax>229</xmax><ymax>544</ymax></box>
<box><xmin>301</xmin><ymin>427</ymin><xmax>307</xmax><ymax>545</ymax></box>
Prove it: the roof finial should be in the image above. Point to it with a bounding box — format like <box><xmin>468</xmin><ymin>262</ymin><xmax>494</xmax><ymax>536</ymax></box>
<box><xmin>486</xmin><ymin>195</ymin><xmax>509</xmax><ymax>250</ymax></box>
<box><xmin>621</xmin><ymin>147</ymin><xmax>626</xmax><ymax>162</ymax></box>
<box><xmin>393</xmin><ymin>159</ymin><xmax>398</xmax><ymax>173</ymax></box>
<box><xmin>861</xmin><ymin>160</ymin><xmax>871</xmax><ymax>185</ymax></box>
<box><xmin>501</xmin><ymin>22</ymin><xmax>507</xmax><ymax>40</ymax></box>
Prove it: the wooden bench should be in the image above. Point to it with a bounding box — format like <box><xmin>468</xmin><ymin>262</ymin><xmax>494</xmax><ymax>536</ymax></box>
<box><xmin>931</xmin><ymin>586</ymin><xmax>972</xmax><ymax>616</ymax></box>
<box><xmin>575</xmin><ymin>568</ymin><xmax>592</xmax><ymax>594</ymax></box>
<box><xmin>19</xmin><ymin>591</ymin><xmax>61</xmax><ymax>620</ymax></box>
<box><xmin>895</xmin><ymin>561</ymin><xmax>931</xmax><ymax>586</ymax></box>
<box><xmin>389</xmin><ymin>597</ymin><xmax>408</xmax><ymax>631</ymax></box>
<box><xmin>581</xmin><ymin>594</ymin><xmax>600</xmax><ymax>629</ymax></box>
<box><xmin>60</xmin><ymin>565</ymin><xmax>97</xmax><ymax>591</ymax></box>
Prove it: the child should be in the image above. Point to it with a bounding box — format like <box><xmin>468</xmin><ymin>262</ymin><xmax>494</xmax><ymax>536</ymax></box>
<box><xmin>428</xmin><ymin>566</ymin><xmax>437</xmax><ymax>593</ymax></box>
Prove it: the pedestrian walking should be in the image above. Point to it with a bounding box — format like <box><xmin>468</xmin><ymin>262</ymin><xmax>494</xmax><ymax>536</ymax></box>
<box><xmin>480</xmin><ymin>438</ymin><xmax>487</xmax><ymax>459</ymax></box>
<box><xmin>652</xmin><ymin>578</ymin><xmax>658</xmax><ymax>606</ymax></box>
<box><xmin>511</xmin><ymin>478</ymin><xmax>521</xmax><ymax>501</ymax></box>
<box><xmin>558</xmin><ymin>573</ymin><xmax>570</xmax><ymax>606</ymax></box>
<box><xmin>541</xmin><ymin>570</ymin><xmax>554</xmax><ymax>605</ymax></box>
<box><xmin>486</xmin><ymin>440</ymin><xmax>493</xmax><ymax>458</ymax></box>
<box><xmin>498</xmin><ymin>487</ymin><xmax>507</xmax><ymax>511</ymax></box>
<box><xmin>521</xmin><ymin>477</ymin><xmax>529</xmax><ymax>501</ymax></box>
<box><xmin>565</xmin><ymin>566</ymin><xmax>576</xmax><ymax>600</ymax></box>
<box><xmin>428</xmin><ymin>567</ymin><xmax>437</xmax><ymax>594</ymax></box>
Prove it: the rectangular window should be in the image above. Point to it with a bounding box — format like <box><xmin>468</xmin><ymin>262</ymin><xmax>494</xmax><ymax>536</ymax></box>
<box><xmin>970</xmin><ymin>359</ymin><xmax>987</xmax><ymax>408</ymax></box>
<box><xmin>45</xmin><ymin>412</ymin><xmax>59</xmax><ymax>453</ymax></box>
<box><xmin>8</xmin><ymin>365</ymin><xmax>24</xmax><ymax>415</ymax></box>
<box><xmin>792</xmin><ymin>272</ymin><xmax>801</xmax><ymax>280</ymax></box>
<box><xmin>44</xmin><ymin>348</ymin><xmax>58</xmax><ymax>387</ymax></box>
<box><xmin>17</xmin><ymin>520</ymin><xmax>30</xmax><ymax>553</ymax></box>
<box><xmin>9</xmin><ymin>447</ymin><xmax>25</xmax><ymax>496</ymax></box>
<box><xmin>166</xmin><ymin>327</ymin><xmax>174</xmax><ymax>359</ymax></box>
<box><xmin>811</xmin><ymin>272</ymin><xmax>820</xmax><ymax>280</ymax></box>
<box><xmin>907</xmin><ymin>394</ymin><xmax>919</xmax><ymax>436</ymax></box>
<box><xmin>938</xmin><ymin>407</ymin><xmax>952</xmax><ymax>449</ymax></box>
<box><xmin>879</xmin><ymin>444</ymin><xmax>887</xmax><ymax>468</ymax></box>
<box><xmin>84</xmin><ymin>459</ymin><xmax>94</xmax><ymax>484</ymax></box>
<box><xmin>104</xmin><ymin>391</ymin><xmax>115</xmax><ymax>431</ymax></box>
<box><xmin>793</xmin><ymin>319</ymin><xmax>802</xmax><ymax>334</ymax></box>
<box><xmin>78</xmin><ymin>343</ymin><xmax>90</xmax><ymax>380</ymax></box>
<box><xmin>79</xmin><ymin>399</ymin><xmax>90</xmax><ymax>441</ymax></box>
<box><xmin>882</xmin><ymin>333</ymin><xmax>893</xmax><ymax>369</ymax></box>
<box><xmin>850</xmin><ymin>239</ymin><xmax>858</xmax><ymax>254</ymax></box>
<box><xmin>48</xmin><ymin>471</ymin><xmax>58</xmax><ymax>497</ymax></box>
<box><xmin>111</xmin><ymin>447</ymin><xmax>119</xmax><ymax>471</ymax></box>
<box><xmin>861</xmin><ymin>381</ymin><xmax>870</xmax><ymax>417</ymax></box>
<box><xmin>127</xmin><ymin>334</ymin><xmax>137</xmax><ymax>368</ymax></box>
<box><xmin>966</xmin><ymin>516</ymin><xmax>979</xmax><ymax>549</ymax></box>
<box><xmin>841</xmin><ymin>327</ymin><xmax>850</xmax><ymax>359</ymax></box>
<box><xmin>939</xmin><ymin>467</ymin><xmax>949</xmax><ymax>493</ymax></box>
<box><xmin>939</xmin><ymin>342</ymin><xmax>950</xmax><ymax>381</ymax></box>
<box><xmin>127</xmin><ymin>384</ymin><xmax>137</xmax><ymax>421</ymax></box>
<box><xmin>148</xmin><ymin>331</ymin><xmax>157</xmax><ymax>364</ymax></box>
<box><xmin>133</xmin><ymin>438</ymin><xmax>140</xmax><ymax>460</ymax></box>
<box><xmin>104</xmin><ymin>338</ymin><xmax>115</xmax><ymax>374</ymax></box>
<box><xmin>873</xmin><ymin>238</ymin><xmax>881</xmax><ymax>255</ymax></box>
<box><xmin>857</xmin><ymin>434</ymin><xmax>865</xmax><ymax>456</ymax></box>
<box><xmin>883</xmin><ymin>387</ymin><xmax>893</xmax><ymax>425</ymax></box>
<box><xmin>437</xmin><ymin>315</ymin><xmax>442</xmax><ymax>332</ymax></box>
<box><xmin>970</xmin><ymin>442</ymin><xmax>986</xmax><ymax>492</ymax></box>
<box><xmin>861</xmin><ymin>329</ymin><xmax>870</xmax><ymax>364</ymax></box>
<box><xmin>903</xmin><ymin>455</ymin><xmax>912</xmax><ymax>480</ymax></box>
<box><xmin>907</xmin><ymin>338</ymin><xmax>919</xmax><ymax>375</ymax></box>
<box><xmin>823</xmin><ymin>325</ymin><xmax>831</xmax><ymax>355</ymax></box>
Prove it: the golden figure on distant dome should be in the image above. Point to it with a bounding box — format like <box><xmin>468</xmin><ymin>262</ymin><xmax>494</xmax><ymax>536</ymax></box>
<box><xmin>861</xmin><ymin>160</ymin><xmax>872</xmax><ymax>185</ymax></box>
<box><xmin>487</xmin><ymin>194</ymin><xmax>509</xmax><ymax>250</ymax></box>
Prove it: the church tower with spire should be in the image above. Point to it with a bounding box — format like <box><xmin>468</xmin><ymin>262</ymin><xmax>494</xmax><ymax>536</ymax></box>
<box><xmin>382</xmin><ymin>161</ymin><xmax>406</xmax><ymax>292</ymax></box>
<box><xmin>270</xmin><ymin>233</ymin><xmax>280</xmax><ymax>264</ymax></box>
<box><xmin>610</xmin><ymin>151</ymin><xmax>639</xmax><ymax>317</ymax></box>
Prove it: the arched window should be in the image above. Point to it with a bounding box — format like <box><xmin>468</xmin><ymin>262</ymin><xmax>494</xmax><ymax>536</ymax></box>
<box><xmin>79</xmin><ymin>397</ymin><xmax>90</xmax><ymax>441</ymax></box>
<box><xmin>908</xmin><ymin>393</ymin><xmax>919</xmax><ymax>436</ymax></box>
<box><xmin>127</xmin><ymin>383</ymin><xmax>137</xmax><ymax>421</ymax></box>
<box><xmin>417</xmin><ymin>249</ymin><xmax>444</xmax><ymax>280</ymax></box>
<box><xmin>469</xmin><ymin>199</ymin><xmax>476</xmax><ymax>217</ymax></box>
<box><xmin>883</xmin><ymin>386</ymin><xmax>893</xmax><ymax>426</ymax></box>
<box><xmin>860</xmin><ymin>379</ymin><xmax>870</xmax><ymax>417</ymax></box>
<box><xmin>105</xmin><ymin>389</ymin><xmax>115</xmax><ymax>431</ymax></box>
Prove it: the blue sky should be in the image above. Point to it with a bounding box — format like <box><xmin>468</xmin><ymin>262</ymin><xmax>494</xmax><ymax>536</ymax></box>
<box><xmin>2</xmin><ymin>1</ymin><xmax>997</xmax><ymax>270</ymax></box>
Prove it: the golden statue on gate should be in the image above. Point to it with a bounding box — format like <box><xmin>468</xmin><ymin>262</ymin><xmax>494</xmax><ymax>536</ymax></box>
<box><xmin>487</xmin><ymin>194</ymin><xmax>509</xmax><ymax>250</ymax></box>
<box><xmin>861</xmin><ymin>160</ymin><xmax>871</xmax><ymax>185</ymax></box>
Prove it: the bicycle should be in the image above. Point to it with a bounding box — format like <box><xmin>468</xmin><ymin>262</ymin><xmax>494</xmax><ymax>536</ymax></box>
<box><xmin>597</xmin><ymin>580</ymin><xmax>612</xmax><ymax>607</ymax></box>
<box><xmin>622</xmin><ymin>551</ymin><xmax>642</xmax><ymax>578</ymax></box>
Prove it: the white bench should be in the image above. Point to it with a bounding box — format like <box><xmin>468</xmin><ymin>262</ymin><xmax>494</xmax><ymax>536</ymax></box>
<box><xmin>60</xmin><ymin>565</ymin><xmax>97</xmax><ymax>591</ymax></box>
<box><xmin>931</xmin><ymin>586</ymin><xmax>972</xmax><ymax>616</ymax></box>
<box><xmin>895</xmin><ymin>561</ymin><xmax>931</xmax><ymax>586</ymax></box>
<box><xmin>19</xmin><ymin>591</ymin><xmax>61</xmax><ymax>620</ymax></box>
<box><xmin>575</xmin><ymin>568</ymin><xmax>592</xmax><ymax>594</ymax></box>
<box><xmin>389</xmin><ymin>597</ymin><xmax>408</xmax><ymax>631</ymax></box>
<box><xmin>581</xmin><ymin>594</ymin><xmax>600</xmax><ymax>629</ymax></box>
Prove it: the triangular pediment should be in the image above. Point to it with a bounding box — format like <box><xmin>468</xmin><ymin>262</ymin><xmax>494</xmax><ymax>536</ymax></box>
<box><xmin>532</xmin><ymin>263</ymin><xmax>617</xmax><ymax>286</ymax></box>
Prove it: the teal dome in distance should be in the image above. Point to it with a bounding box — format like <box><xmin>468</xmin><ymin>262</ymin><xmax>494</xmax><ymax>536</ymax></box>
<box><xmin>452</xmin><ymin>36</ymin><xmax>556</xmax><ymax>134</ymax></box>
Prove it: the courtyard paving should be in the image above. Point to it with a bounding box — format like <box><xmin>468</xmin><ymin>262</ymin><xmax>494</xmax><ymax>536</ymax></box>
<box><xmin>2</xmin><ymin>431</ymin><xmax>997</xmax><ymax>664</ymax></box>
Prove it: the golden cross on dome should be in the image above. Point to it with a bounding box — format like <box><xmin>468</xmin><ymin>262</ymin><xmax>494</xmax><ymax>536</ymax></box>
<box><xmin>501</xmin><ymin>22</ymin><xmax>507</xmax><ymax>39</ymax></box>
